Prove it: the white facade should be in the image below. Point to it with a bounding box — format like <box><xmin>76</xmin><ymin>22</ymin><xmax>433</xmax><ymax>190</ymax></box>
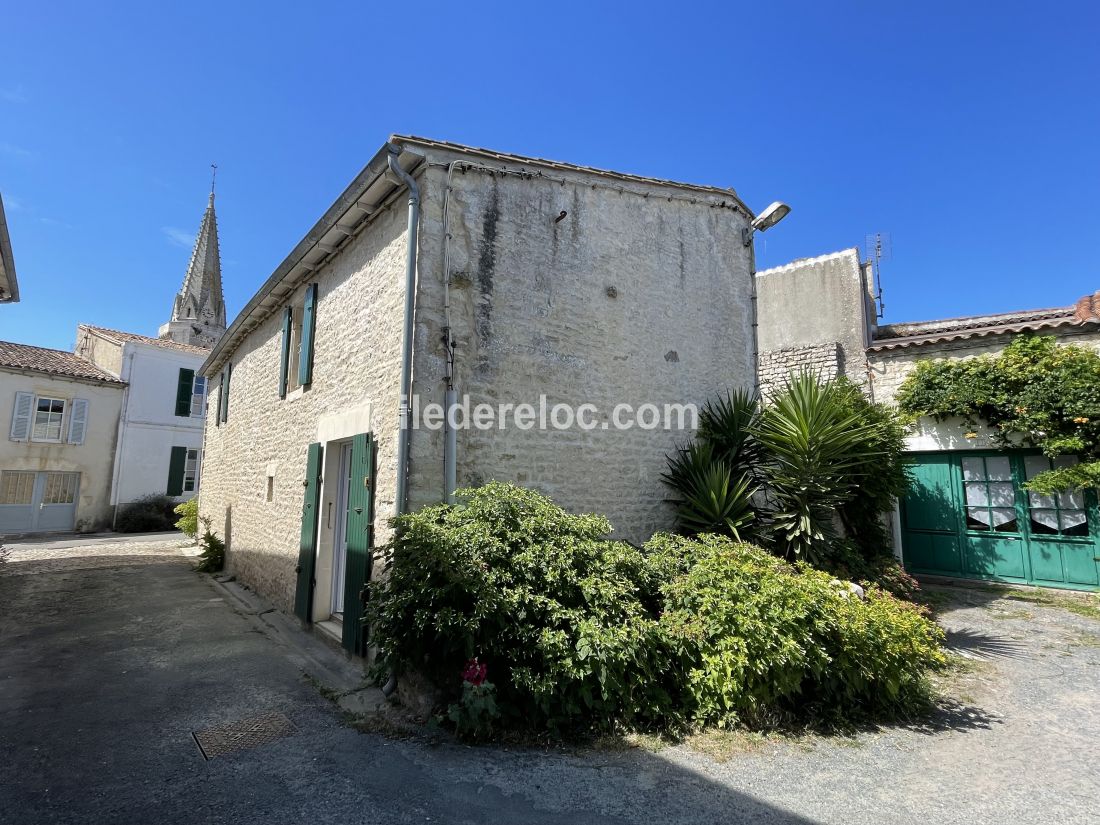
<box><xmin>76</xmin><ymin>325</ymin><xmax>209</xmax><ymax>508</ymax></box>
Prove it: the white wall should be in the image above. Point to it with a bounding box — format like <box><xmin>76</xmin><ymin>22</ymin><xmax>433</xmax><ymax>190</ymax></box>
<box><xmin>112</xmin><ymin>342</ymin><xmax>208</xmax><ymax>504</ymax></box>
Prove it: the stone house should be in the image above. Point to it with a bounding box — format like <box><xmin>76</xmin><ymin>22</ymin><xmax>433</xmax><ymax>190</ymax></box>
<box><xmin>757</xmin><ymin>248</ymin><xmax>1100</xmax><ymax>591</ymax></box>
<box><xmin>0</xmin><ymin>341</ymin><xmax>125</xmax><ymax>533</ymax></box>
<box><xmin>198</xmin><ymin>136</ymin><xmax>765</xmax><ymax>654</ymax></box>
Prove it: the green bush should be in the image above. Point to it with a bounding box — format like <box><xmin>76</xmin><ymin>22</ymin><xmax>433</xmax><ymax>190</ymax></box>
<box><xmin>115</xmin><ymin>495</ymin><xmax>179</xmax><ymax>533</ymax></box>
<box><xmin>193</xmin><ymin>517</ymin><xmax>225</xmax><ymax>573</ymax></box>
<box><xmin>647</xmin><ymin>533</ymin><xmax>944</xmax><ymax>726</ymax></box>
<box><xmin>174</xmin><ymin>498</ymin><xmax>199</xmax><ymax>539</ymax></box>
<box><xmin>368</xmin><ymin>482</ymin><xmax>675</xmax><ymax>733</ymax></box>
<box><xmin>368</xmin><ymin>483</ymin><xmax>945</xmax><ymax>736</ymax></box>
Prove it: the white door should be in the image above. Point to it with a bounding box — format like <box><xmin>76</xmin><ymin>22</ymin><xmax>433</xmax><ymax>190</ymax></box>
<box><xmin>330</xmin><ymin>442</ymin><xmax>353</xmax><ymax>618</ymax></box>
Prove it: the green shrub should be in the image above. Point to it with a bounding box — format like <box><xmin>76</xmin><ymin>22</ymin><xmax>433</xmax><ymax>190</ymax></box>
<box><xmin>897</xmin><ymin>335</ymin><xmax>1100</xmax><ymax>492</ymax></box>
<box><xmin>368</xmin><ymin>483</ymin><xmax>946</xmax><ymax>736</ymax></box>
<box><xmin>193</xmin><ymin>517</ymin><xmax>225</xmax><ymax>573</ymax></box>
<box><xmin>368</xmin><ymin>482</ymin><xmax>675</xmax><ymax>733</ymax></box>
<box><xmin>115</xmin><ymin>495</ymin><xmax>179</xmax><ymax>533</ymax></box>
<box><xmin>646</xmin><ymin>533</ymin><xmax>945</xmax><ymax>726</ymax></box>
<box><xmin>174</xmin><ymin>498</ymin><xmax>199</xmax><ymax>539</ymax></box>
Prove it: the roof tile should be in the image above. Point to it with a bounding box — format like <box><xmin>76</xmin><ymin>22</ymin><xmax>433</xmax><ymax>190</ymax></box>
<box><xmin>0</xmin><ymin>340</ymin><xmax>125</xmax><ymax>384</ymax></box>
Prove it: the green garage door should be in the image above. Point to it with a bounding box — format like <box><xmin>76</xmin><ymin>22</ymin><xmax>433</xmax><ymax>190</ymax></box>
<box><xmin>901</xmin><ymin>452</ymin><xmax>1100</xmax><ymax>592</ymax></box>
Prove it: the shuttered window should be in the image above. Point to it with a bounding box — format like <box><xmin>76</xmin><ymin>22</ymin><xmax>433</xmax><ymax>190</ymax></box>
<box><xmin>9</xmin><ymin>391</ymin><xmax>34</xmax><ymax>441</ymax></box>
<box><xmin>175</xmin><ymin>368</ymin><xmax>195</xmax><ymax>417</ymax></box>
<box><xmin>32</xmin><ymin>397</ymin><xmax>66</xmax><ymax>442</ymax></box>
<box><xmin>217</xmin><ymin>364</ymin><xmax>232</xmax><ymax>424</ymax></box>
<box><xmin>67</xmin><ymin>398</ymin><xmax>89</xmax><ymax>444</ymax></box>
<box><xmin>167</xmin><ymin>446</ymin><xmax>188</xmax><ymax>496</ymax></box>
<box><xmin>279</xmin><ymin>306</ymin><xmax>292</xmax><ymax>398</ymax></box>
<box><xmin>299</xmin><ymin>284</ymin><xmax>317</xmax><ymax>387</ymax></box>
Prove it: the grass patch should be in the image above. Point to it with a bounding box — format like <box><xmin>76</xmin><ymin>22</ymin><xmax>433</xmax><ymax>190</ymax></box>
<box><xmin>1001</xmin><ymin>590</ymin><xmax>1100</xmax><ymax>621</ymax></box>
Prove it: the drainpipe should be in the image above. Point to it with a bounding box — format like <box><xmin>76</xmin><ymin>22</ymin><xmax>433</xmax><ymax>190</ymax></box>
<box><xmin>387</xmin><ymin>144</ymin><xmax>420</xmax><ymax>519</ymax></box>
<box><xmin>748</xmin><ymin>223</ymin><xmax>761</xmax><ymax>395</ymax></box>
<box><xmin>109</xmin><ymin>347</ymin><xmax>136</xmax><ymax>529</ymax></box>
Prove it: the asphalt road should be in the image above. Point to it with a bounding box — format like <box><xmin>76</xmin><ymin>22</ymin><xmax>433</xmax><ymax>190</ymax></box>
<box><xmin>1</xmin><ymin>537</ymin><xmax>1097</xmax><ymax>825</ymax></box>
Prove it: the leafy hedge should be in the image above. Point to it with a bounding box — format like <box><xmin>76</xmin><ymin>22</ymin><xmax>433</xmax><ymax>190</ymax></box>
<box><xmin>369</xmin><ymin>483</ymin><xmax>945</xmax><ymax>737</ymax></box>
<box><xmin>115</xmin><ymin>495</ymin><xmax>180</xmax><ymax>533</ymax></box>
<box><xmin>897</xmin><ymin>335</ymin><xmax>1100</xmax><ymax>493</ymax></box>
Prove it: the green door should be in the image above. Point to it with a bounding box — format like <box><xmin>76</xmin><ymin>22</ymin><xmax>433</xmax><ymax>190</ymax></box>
<box><xmin>901</xmin><ymin>451</ymin><xmax>1100</xmax><ymax>591</ymax></box>
<box><xmin>340</xmin><ymin>432</ymin><xmax>375</xmax><ymax>656</ymax></box>
<box><xmin>294</xmin><ymin>442</ymin><xmax>324</xmax><ymax>622</ymax></box>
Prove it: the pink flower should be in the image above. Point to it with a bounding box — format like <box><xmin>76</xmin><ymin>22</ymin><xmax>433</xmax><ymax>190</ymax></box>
<box><xmin>462</xmin><ymin>657</ymin><xmax>488</xmax><ymax>686</ymax></box>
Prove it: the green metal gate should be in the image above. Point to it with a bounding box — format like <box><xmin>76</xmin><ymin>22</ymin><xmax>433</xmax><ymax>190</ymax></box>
<box><xmin>901</xmin><ymin>451</ymin><xmax>1100</xmax><ymax>591</ymax></box>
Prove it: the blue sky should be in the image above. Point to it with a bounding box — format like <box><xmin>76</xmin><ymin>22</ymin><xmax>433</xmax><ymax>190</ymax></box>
<box><xmin>1</xmin><ymin>1</ymin><xmax>1097</xmax><ymax>351</ymax></box>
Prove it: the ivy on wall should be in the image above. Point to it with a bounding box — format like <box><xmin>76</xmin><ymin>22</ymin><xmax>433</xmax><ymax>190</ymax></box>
<box><xmin>896</xmin><ymin>335</ymin><xmax>1100</xmax><ymax>494</ymax></box>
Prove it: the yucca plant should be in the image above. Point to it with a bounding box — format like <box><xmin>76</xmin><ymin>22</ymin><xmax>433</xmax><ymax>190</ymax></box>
<box><xmin>662</xmin><ymin>442</ymin><xmax>757</xmax><ymax>539</ymax></box>
<box><xmin>698</xmin><ymin>388</ymin><xmax>764</xmax><ymax>473</ymax></box>
<box><xmin>752</xmin><ymin>372</ymin><xmax>883</xmax><ymax>564</ymax></box>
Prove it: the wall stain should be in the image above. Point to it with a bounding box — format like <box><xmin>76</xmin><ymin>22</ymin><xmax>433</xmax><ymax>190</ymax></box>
<box><xmin>475</xmin><ymin>183</ymin><xmax>500</xmax><ymax>373</ymax></box>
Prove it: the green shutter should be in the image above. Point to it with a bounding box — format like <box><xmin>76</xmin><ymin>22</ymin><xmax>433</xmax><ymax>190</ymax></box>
<box><xmin>219</xmin><ymin>363</ymin><xmax>232</xmax><ymax>423</ymax></box>
<box><xmin>299</xmin><ymin>283</ymin><xmax>317</xmax><ymax>387</ymax></box>
<box><xmin>341</xmin><ymin>432</ymin><xmax>375</xmax><ymax>655</ymax></box>
<box><xmin>278</xmin><ymin>306</ymin><xmax>293</xmax><ymax>399</ymax></box>
<box><xmin>166</xmin><ymin>446</ymin><xmax>187</xmax><ymax>496</ymax></box>
<box><xmin>294</xmin><ymin>441</ymin><xmax>324</xmax><ymax>623</ymax></box>
<box><xmin>175</xmin><ymin>368</ymin><xmax>195</xmax><ymax>417</ymax></box>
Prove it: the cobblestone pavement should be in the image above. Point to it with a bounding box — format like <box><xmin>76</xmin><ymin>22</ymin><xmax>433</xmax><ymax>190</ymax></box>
<box><xmin>1</xmin><ymin>537</ymin><xmax>1097</xmax><ymax>825</ymax></box>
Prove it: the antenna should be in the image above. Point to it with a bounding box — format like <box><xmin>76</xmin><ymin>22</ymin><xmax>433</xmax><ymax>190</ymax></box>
<box><xmin>210</xmin><ymin>163</ymin><xmax>218</xmax><ymax>200</ymax></box>
<box><xmin>864</xmin><ymin>232</ymin><xmax>891</xmax><ymax>319</ymax></box>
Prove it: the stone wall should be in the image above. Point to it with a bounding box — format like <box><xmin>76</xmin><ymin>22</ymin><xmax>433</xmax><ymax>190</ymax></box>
<box><xmin>757</xmin><ymin>343</ymin><xmax>841</xmax><ymax>394</ymax></box>
<box><xmin>405</xmin><ymin>159</ymin><xmax>755</xmax><ymax>543</ymax></box>
<box><xmin>200</xmin><ymin>145</ymin><xmax>757</xmax><ymax>613</ymax></box>
<box><xmin>755</xmin><ymin>248</ymin><xmax>873</xmax><ymax>392</ymax></box>
<box><xmin>199</xmin><ymin>201</ymin><xmax>409</xmax><ymax>614</ymax></box>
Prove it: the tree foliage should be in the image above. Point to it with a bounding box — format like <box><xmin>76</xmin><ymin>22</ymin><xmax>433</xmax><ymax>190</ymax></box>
<box><xmin>896</xmin><ymin>335</ymin><xmax>1100</xmax><ymax>492</ymax></box>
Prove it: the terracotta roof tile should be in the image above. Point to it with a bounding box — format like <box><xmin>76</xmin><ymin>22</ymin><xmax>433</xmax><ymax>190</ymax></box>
<box><xmin>0</xmin><ymin>340</ymin><xmax>125</xmax><ymax>384</ymax></box>
<box><xmin>81</xmin><ymin>325</ymin><xmax>211</xmax><ymax>355</ymax></box>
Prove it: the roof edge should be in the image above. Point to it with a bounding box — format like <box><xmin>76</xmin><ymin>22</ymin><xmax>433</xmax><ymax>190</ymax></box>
<box><xmin>755</xmin><ymin>247</ymin><xmax>862</xmax><ymax>277</ymax></box>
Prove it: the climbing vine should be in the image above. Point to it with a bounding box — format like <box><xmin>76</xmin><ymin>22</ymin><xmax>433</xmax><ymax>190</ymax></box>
<box><xmin>896</xmin><ymin>335</ymin><xmax>1100</xmax><ymax>493</ymax></box>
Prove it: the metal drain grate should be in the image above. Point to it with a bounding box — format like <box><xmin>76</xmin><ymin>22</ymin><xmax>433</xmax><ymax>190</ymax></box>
<box><xmin>192</xmin><ymin>711</ymin><xmax>297</xmax><ymax>760</ymax></box>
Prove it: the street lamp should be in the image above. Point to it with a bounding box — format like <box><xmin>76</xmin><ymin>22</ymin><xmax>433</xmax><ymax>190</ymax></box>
<box><xmin>742</xmin><ymin>201</ymin><xmax>791</xmax><ymax>246</ymax></box>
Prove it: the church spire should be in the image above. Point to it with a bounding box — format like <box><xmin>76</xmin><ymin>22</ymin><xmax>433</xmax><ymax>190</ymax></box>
<box><xmin>158</xmin><ymin>171</ymin><xmax>226</xmax><ymax>349</ymax></box>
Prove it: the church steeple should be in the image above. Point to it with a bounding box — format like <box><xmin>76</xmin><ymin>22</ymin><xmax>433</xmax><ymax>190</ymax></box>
<box><xmin>159</xmin><ymin>175</ymin><xmax>226</xmax><ymax>349</ymax></box>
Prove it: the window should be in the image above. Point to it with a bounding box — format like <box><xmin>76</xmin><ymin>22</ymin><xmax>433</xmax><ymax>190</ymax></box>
<box><xmin>1024</xmin><ymin>455</ymin><xmax>1088</xmax><ymax>537</ymax></box>
<box><xmin>191</xmin><ymin>376</ymin><xmax>206</xmax><ymax>417</ymax></box>
<box><xmin>32</xmin><ymin>397</ymin><xmax>66</xmax><ymax>442</ymax></box>
<box><xmin>183</xmin><ymin>449</ymin><xmax>200</xmax><ymax>493</ymax></box>
<box><xmin>0</xmin><ymin>471</ymin><xmax>35</xmax><ymax>504</ymax></box>
<box><xmin>279</xmin><ymin>284</ymin><xmax>317</xmax><ymax>397</ymax></box>
<box><xmin>266</xmin><ymin>475</ymin><xmax>274</xmax><ymax>502</ymax></box>
<box><xmin>961</xmin><ymin>456</ymin><xmax>1018</xmax><ymax>533</ymax></box>
<box><xmin>41</xmin><ymin>472</ymin><xmax>79</xmax><ymax>505</ymax></box>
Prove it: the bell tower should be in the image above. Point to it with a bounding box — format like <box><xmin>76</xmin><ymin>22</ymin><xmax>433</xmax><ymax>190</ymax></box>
<box><xmin>159</xmin><ymin>168</ymin><xmax>226</xmax><ymax>349</ymax></box>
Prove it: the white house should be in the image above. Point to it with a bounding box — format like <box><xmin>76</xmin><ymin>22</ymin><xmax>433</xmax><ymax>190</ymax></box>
<box><xmin>75</xmin><ymin>325</ymin><xmax>209</xmax><ymax>509</ymax></box>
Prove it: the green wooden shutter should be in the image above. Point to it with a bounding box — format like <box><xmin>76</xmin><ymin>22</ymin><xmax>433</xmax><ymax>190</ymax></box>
<box><xmin>294</xmin><ymin>441</ymin><xmax>324</xmax><ymax>623</ymax></box>
<box><xmin>341</xmin><ymin>432</ymin><xmax>375</xmax><ymax>656</ymax></box>
<box><xmin>175</xmin><ymin>368</ymin><xmax>195</xmax><ymax>417</ymax></box>
<box><xmin>219</xmin><ymin>363</ymin><xmax>232</xmax><ymax>423</ymax></box>
<box><xmin>298</xmin><ymin>283</ymin><xmax>317</xmax><ymax>387</ymax></box>
<box><xmin>166</xmin><ymin>446</ymin><xmax>187</xmax><ymax>496</ymax></box>
<box><xmin>278</xmin><ymin>306</ymin><xmax>293</xmax><ymax>399</ymax></box>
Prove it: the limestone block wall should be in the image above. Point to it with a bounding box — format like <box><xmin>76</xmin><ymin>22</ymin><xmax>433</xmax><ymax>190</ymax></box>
<box><xmin>199</xmin><ymin>203</ymin><xmax>409</xmax><ymax>613</ymax></box>
<box><xmin>405</xmin><ymin>160</ymin><xmax>755</xmax><ymax>542</ymax></box>
<box><xmin>758</xmin><ymin>343</ymin><xmax>841</xmax><ymax>394</ymax></box>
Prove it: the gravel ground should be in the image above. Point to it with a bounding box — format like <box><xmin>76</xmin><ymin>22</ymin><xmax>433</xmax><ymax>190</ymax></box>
<box><xmin>1</xmin><ymin>536</ymin><xmax>1097</xmax><ymax>825</ymax></box>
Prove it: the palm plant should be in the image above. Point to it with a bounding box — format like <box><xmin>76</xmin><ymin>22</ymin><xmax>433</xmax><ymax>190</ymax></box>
<box><xmin>698</xmin><ymin>389</ymin><xmax>764</xmax><ymax>472</ymax></box>
<box><xmin>752</xmin><ymin>372</ymin><xmax>883</xmax><ymax>564</ymax></box>
<box><xmin>662</xmin><ymin>442</ymin><xmax>757</xmax><ymax>540</ymax></box>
